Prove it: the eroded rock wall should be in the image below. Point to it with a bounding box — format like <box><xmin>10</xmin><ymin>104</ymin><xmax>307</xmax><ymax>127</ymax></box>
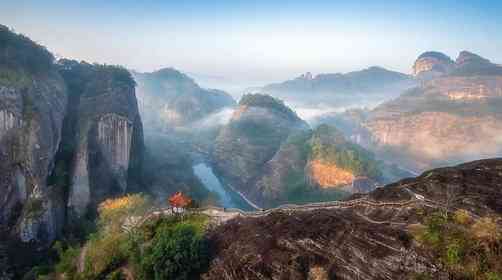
<box><xmin>0</xmin><ymin>75</ymin><xmax>67</xmax><ymax>244</ymax></box>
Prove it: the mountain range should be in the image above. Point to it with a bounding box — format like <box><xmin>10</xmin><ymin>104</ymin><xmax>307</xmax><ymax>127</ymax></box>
<box><xmin>258</xmin><ymin>66</ymin><xmax>416</xmax><ymax>107</ymax></box>
<box><xmin>317</xmin><ymin>51</ymin><xmax>502</xmax><ymax>172</ymax></box>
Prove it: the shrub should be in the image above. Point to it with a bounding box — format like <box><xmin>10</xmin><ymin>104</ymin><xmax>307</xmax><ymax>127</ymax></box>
<box><xmin>471</xmin><ymin>217</ymin><xmax>499</xmax><ymax>244</ymax></box>
<box><xmin>83</xmin><ymin>232</ymin><xmax>128</xmax><ymax>278</ymax></box>
<box><xmin>53</xmin><ymin>242</ymin><xmax>80</xmax><ymax>278</ymax></box>
<box><xmin>454</xmin><ymin>209</ymin><xmax>472</xmax><ymax>225</ymax></box>
<box><xmin>445</xmin><ymin>242</ymin><xmax>463</xmax><ymax>266</ymax></box>
<box><xmin>139</xmin><ymin>222</ymin><xmax>209</xmax><ymax>280</ymax></box>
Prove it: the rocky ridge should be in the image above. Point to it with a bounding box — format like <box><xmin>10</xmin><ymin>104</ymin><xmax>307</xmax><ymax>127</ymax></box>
<box><xmin>203</xmin><ymin>158</ymin><xmax>502</xmax><ymax>280</ymax></box>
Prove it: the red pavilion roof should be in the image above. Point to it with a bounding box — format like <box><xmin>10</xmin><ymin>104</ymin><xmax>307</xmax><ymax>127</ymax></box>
<box><xmin>168</xmin><ymin>192</ymin><xmax>192</xmax><ymax>208</ymax></box>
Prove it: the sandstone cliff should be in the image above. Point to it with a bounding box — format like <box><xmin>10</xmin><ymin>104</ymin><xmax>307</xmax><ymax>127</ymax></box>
<box><xmin>412</xmin><ymin>51</ymin><xmax>454</xmax><ymax>79</ymax></box>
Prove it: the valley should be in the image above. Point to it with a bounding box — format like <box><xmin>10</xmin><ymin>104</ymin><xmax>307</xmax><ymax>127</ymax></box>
<box><xmin>2</xmin><ymin>9</ymin><xmax>502</xmax><ymax>279</ymax></box>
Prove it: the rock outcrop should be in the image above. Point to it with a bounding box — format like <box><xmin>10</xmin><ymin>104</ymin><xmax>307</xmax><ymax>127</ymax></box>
<box><xmin>412</xmin><ymin>51</ymin><xmax>454</xmax><ymax>79</ymax></box>
<box><xmin>203</xmin><ymin>158</ymin><xmax>502</xmax><ymax>280</ymax></box>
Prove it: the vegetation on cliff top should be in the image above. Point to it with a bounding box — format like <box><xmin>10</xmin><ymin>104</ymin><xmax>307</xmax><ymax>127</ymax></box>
<box><xmin>57</xmin><ymin>59</ymin><xmax>135</xmax><ymax>97</ymax></box>
<box><xmin>239</xmin><ymin>93</ymin><xmax>300</xmax><ymax>120</ymax></box>
<box><xmin>0</xmin><ymin>25</ymin><xmax>54</xmax><ymax>75</ymax></box>
<box><xmin>0</xmin><ymin>25</ymin><xmax>55</xmax><ymax>87</ymax></box>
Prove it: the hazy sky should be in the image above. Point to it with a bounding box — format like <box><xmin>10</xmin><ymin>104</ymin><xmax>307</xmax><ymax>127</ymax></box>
<box><xmin>2</xmin><ymin>0</ymin><xmax>502</xmax><ymax>87</ymax></box>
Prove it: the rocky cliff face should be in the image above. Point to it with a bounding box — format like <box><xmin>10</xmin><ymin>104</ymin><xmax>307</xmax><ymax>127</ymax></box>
<box><xmin>0</xmin><ymin>27</ymin><xmax>146</xmax><ymax>279</ymax></box>
<box><xmin>0</xmin><ymin>25</ymin><xmax>67</xmax><ymax>245</ymax></box>
<box><xmin>331</xmin><ymin>51</ymin><xmax>502</xmax><ymax>173</ymax></box>
<box><xmin>203</xmin><ymin>158</ymin><xmax>502</xmax><ymax>280</ymax></box>
<box><xmin>132</xmin><ymin>68</ymin><xmax>235</xmax><ymax>131</ymax></box>
<box><xmin>412</xmin><ymin>51</ymin><xmax>454</xmax><ymax>79</ymax></box>
<box><xmin>56</xmin><ymin>60</ymin><xmax>144</xmax><ymax>221</ymax></box>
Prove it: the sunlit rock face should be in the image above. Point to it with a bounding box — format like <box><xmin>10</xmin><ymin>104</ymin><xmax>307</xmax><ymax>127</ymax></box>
<box><xmin>306</xmin><ymin>160</ymin><xmax>355</xmax><ymax>188</ymax></box>
<box><xmin>412</xmin><ymin>51</ymin><xmax>454</xmax><ymax>79</ymax></box>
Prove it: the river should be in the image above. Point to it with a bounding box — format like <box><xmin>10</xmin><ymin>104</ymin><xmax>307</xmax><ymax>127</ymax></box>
<box><xmin>193</xmin><ymin>163</ymin><xmax>256</xmax><ymax>210</ymax></box>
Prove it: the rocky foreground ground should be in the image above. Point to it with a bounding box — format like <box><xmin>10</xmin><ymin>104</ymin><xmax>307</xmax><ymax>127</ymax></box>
<box><xmin>202</xmin><ymin>158</ymin><xmax>502</xmax><ymax>280</ymax></box>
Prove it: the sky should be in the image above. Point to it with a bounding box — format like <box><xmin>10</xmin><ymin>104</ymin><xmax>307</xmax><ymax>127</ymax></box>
<box><xmin>2</xmin><ymin>0</ymin><xmax>502</xmax><ymax>90</ymax></box>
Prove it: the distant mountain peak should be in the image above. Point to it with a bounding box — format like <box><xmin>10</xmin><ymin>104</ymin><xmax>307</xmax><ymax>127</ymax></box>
<box><xmin>456</xmin><ymin>51</ymin><xmax>491</xmax><ymax>65</ymax></box>
<box><xmin>417</xmin><ymin>51</ymin><xmax>453</xmax><ymax>62</ymax></box>
<box><xmin>413</xmin><ymin>50</ymin><xmax>502</xmax><ymax>78</ymax></box>
<box><xmin>297</xmin><ymin>72</ymin><xmax>314</xmax><ymax>80</ymax></box>
<box><xmin>413</xmin><ymin>51</ymin><xmax>454</xmax><ymax>77</ymax></box>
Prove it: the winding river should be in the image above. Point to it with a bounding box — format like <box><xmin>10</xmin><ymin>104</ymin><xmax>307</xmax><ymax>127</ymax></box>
<box><xmin>193</xmin><ymin>163</ymin><xmax>256</xmax><ymax>210</ymax></box>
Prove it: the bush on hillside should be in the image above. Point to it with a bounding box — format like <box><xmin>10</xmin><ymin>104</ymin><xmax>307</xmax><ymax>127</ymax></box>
<box><xmin>139</xmin><ymin>223</ymin><xmax>209</xmax><ymax>280</ymax></box>
<box><xmin>412</xmin><ymin>210</ymin><xmax>502</xmax><ymax>279</ymax></box>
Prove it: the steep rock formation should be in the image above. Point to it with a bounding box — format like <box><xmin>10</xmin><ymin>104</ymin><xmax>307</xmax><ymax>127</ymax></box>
<box><xmin>203</xmin><ymin>158</ymin><xmax>502</xmax><ymax>280</ymax></box>
<box><xmin>412</xmin><ymin>51</ymin><xmax>454</xmax><ymax>79</ymax></box>
<box><xmin>132</xmin><ymin>68</ymin><xmax>235</xmax><ymax>130</ymax></box>
<box><xmin>55</xmin><ymin>60</ymin><xmax>144</xmax><ymax>220</ymax></box>
<box><xmin>0</xmin><ymin>27</ymin><xmax>146</xmax><ymax>277</ymax></box>
<box><xmin>212</xmin><ymin>94</ymin><xmax>309</xmax><ymax>206</ymax></box>
<box><xmin>0</xmin><ymin>25</ymin><xmax>67</xmax><ymax>244</ymax></box>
